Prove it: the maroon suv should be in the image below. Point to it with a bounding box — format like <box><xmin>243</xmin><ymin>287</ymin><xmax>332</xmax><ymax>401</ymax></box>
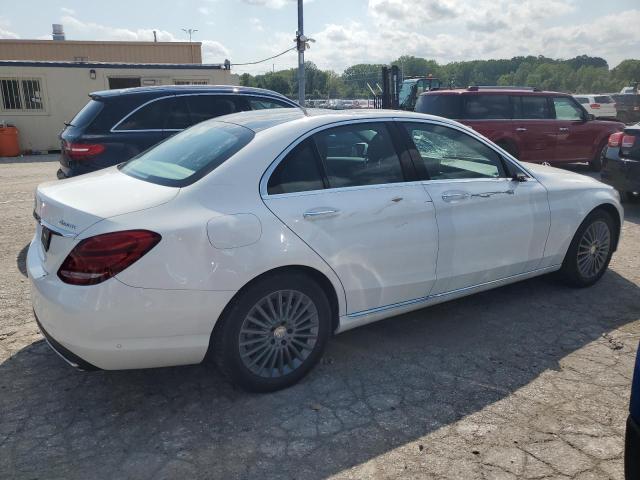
<box><xmin>415</xmin><ymin>87</ymin><xmax>624</xmax><ymax>171</ymax></box>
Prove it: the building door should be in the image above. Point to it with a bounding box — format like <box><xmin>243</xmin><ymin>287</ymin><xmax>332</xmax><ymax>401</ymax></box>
<box><xmin>108</xmin><ymin>77</ymin><xmax>141</xmax><ymax>89</ymax></box>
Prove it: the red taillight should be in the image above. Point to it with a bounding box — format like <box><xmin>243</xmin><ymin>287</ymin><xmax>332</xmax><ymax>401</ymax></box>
<box><xmin>608</xmin><ymin>132</ymin><xmax>624</xmax><ymax>147</ymax></box>
<box><xmin>63</xmin><ymin>141</ymin><xmax>105</xmax><ymax>160</ymax></box>
<box><xmin>590</xmin><ymin>103</ymin><xmax>601</xmax><ymax>109</ymax></box>
<box><xmin>622</xmin><ymin>135</ymin><xmax>636</xmax><ymax>148</ymax></box>
<box><xmin>58</xmin><ymin>230</ymin><xmax>161</xmax><ymax>285</ymax></box>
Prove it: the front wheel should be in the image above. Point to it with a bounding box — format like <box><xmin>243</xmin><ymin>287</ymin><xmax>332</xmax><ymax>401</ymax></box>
<box><xmin>558</xmin><ymin>209</ymin><xmax>615</xmax><ymax>287</ymax></box>
<box><xmin>211</xmin><ymin>273</ymin><xmax>331</xmax><ymax>392</ymax></box>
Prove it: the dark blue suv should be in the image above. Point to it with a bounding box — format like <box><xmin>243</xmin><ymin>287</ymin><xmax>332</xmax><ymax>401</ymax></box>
<box><xmin>58</xmin><ymin>85</ymin><xmax>299</xmax><ymax>178</ymax></box>
<box><xmin>627</xmin><ymin>343</ymin><xmax>640</xmax><ymax>479</ymax></box>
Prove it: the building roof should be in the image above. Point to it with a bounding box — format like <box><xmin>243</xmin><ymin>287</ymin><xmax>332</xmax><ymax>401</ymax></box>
<box><xmin>0</xmin><ymin>60</ymin><xmax>223</xmax><ymax>69</ymax></box>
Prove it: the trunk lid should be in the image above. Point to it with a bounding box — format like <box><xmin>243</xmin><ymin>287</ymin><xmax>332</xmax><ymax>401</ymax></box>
<box><xmin>33</xmin><ymin>166</ymin><xmax>178</xmax><ymax>273</ymax></box>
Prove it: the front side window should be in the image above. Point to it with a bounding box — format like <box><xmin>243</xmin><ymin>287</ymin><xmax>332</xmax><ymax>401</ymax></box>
<box><xmin>185</xmin><ymin>95</ymin><xmax>241</xmax><ymax>124</ymax></box>
<box><xmin>267</xmin><ymin>139</ymin><xmax>324</xmax><ymax>195</ymax></box>
<box><xmin>249</xmin><ymin>98</ymin><xmax>293</xmax><ymax>110</ymax></box>
<box><xmin>553</xmin><ymin>97</ymin><xmax>584</xmax><ymax>121</ymax></box>
<box><xmin>165</xmin><ymin>97</ymin><xmax>191</xmax><ymax>130</ymax></box>
<box><xmin>120</xmin><ymin>121</ymin><xmax>254</xmax><ymax>187</ymax></box>
<box><xmin>313</xmin><ymin>123</ymin><xmax>404</xmax><ymax>188</ymax></box>
<box><xmin>513</xmin><ymin>95</ymin><xmax>552</xmax><ymax>119</ymax></box>
<box><xmin>575</xmin><ymin>97</ymin><xmax>589</xmax><ymax>104</ymax></box>
<box><xmin>403</xmin><ymin>122</ymin><xmax>505</xmax><ymax>180</ymax></box>
<box><xmin>462</xmin><ymin>94</ymin><xmax>511</xmax><ymax>120</ymax></box>
<box><xmin>594</xmin><ymin>95</ymin><xmax>613</xmax><ymax>104</ymax></box>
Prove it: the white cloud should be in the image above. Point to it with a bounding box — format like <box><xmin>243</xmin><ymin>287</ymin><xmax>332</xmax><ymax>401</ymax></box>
<box><xmin>249</xmin><ymin>17</ymin><xmax>264</xmax><ymax>32</ymax></box>
<box><xmin>60</xmin><ymin>7</ymin><xmax>76</xmax><ymax>16</ymax></box>
<box><xmin>202</xmin><ymin>40</ymin><xmax>230</xmax><ymax>62</ymax></box>
<box><xmin>240</xmin><ymin>0</ymin><xmax>312</xmax><ymax>9</ymax></box>
<box><xmin>0</xmin><ymin>27</ymin><xmax>19</xmax><ymax>39</ymax></box>
<box><xmin>198</xmin><ymin>6</ymin><xmax>211</xmax><ymax>15</ymax></box>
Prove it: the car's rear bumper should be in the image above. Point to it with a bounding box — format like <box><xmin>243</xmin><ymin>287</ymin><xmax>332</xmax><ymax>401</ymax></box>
<box><xmin>626</xmin><ymin>415</ymin><xmax>640</xmax><ymax>480</ymax></box>
<box><xmin>27</xmin><ymin>237</ymin><xmax>236</xmax><ymax>370</ymax></box>
<box><xmin>601</xmin><ymin>156</ymin><xmax>640</xmax><ymax>193</ymax></box>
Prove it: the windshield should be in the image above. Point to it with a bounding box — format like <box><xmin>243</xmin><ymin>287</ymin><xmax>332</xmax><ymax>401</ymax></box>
<box><xmin>398</xmin><ymin>80</ymin><xmax>417</xmax><ymax>107</ymax></box>
<box><xmin>120</xmin><ymin>121</ymin><xmax>254</xmax><ymax>187</ymax></box>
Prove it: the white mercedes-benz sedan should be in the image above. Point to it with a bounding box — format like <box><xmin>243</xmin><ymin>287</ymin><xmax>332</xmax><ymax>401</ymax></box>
<box><xmin>28</xmin><ymin>109</ymin><xmax>623</xmax><ymax>391</ymax></box>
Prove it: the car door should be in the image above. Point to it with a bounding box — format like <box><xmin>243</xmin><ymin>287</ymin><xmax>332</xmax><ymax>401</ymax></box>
<box><xmin>400</xmin><ymin>120</ymin><xmax>550</xmax><ymax>295</ymax></box>
<box><xmin>552</xmin><ymin>96</ymin><xmax>597</xmax><ymax>162</ymax></box>
<box><xmin>262</xmin><ymin>120</ymin><xmax>439</xmax><ymax>315</ymax></box>
<box><xmin>511</xmin><ymin>95</ymin><xmax>556</xmax><ymax>162</ymax></box>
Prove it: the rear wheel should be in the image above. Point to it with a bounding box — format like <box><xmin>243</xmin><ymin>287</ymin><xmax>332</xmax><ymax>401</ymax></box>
<box><xmin>211</xmin><ymin>273</ymin><xmax>331</xmax><ymax>392</ymax></box>
<box><xmin>589</xmin><ymin>143</ymin><xmax>607</xmax><ymax>172</ymax></box>
<box><xmin>558</xmin><ymin>209</ymin><xmax>615</xmax><ymax>287</ymax></box>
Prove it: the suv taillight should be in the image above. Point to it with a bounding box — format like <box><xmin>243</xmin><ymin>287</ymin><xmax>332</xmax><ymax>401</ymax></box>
<box><xmin>58</xmin><ymin>230</ymin><xmax>161</xmax><ymax>285</ymax></box>
<box><xmin>622</xmin><ymin>135</ymin><xmax>636</xmax><ymax>149</ymax></box>
<box><xmin>63</xmin><ymin>141</ymin><xmax>105</xmax><ymax>160</ymax></box>
<box><xmin>590</xmin><ymin>103</ymin><xmax>601</xmax><ymax>109</ymax></box>
<box><xmin>608</xmin><ymin>132</ymin><xmax>624</xmax><ymax>147</ymax></box>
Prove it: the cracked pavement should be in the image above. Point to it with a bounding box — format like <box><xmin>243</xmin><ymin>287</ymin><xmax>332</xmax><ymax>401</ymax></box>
<box><xmin>1</xmin><ymin>156</ymin><xmax>639</xmax><ymax>479</ymax></box>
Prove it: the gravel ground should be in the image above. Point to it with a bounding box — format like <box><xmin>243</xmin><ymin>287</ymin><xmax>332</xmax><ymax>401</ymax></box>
<box><xmin>1</xmin><ymin>155</ymin><xmax>639</xmax><ymax>480</ymax></box>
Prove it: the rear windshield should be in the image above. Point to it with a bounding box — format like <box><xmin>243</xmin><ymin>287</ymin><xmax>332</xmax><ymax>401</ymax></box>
<box><xmin>594</xmin><ymin>96</ymin><xmax>614</xmax><ymax>104</ymax></box>
<box><xmin>68</xmin><ymin>100</ymin><xmax>104</xmax><ymax>128</ymax></box>
<box><xmin>415</xmin><ymin>94</ymin><xmax>462</xmax><ymax>118</ymax></box>
<box><xmin>120</xmin><ymin>121</ymin><xmax>254</xmax><ymax>187</ymax></box>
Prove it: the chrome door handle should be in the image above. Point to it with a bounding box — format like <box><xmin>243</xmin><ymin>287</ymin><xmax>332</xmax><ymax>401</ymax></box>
<box><xmin>516</xmin><ymin>127</ymin><xmax>527</xmax><ymax>132</ymax></box>
<box><xmin>559</xmin><ymin>127</ymin><xmax>569</xmax><ymax>132</ymax></box>
<box><xmin>303</xmin><ymin>208</ymin><xmax>339</xmax><ymax>218</ymax></box>
<box><xmin>442</xmin><ymin>192</ymin><xmax>470</xmax><ymax>202</ymax></box>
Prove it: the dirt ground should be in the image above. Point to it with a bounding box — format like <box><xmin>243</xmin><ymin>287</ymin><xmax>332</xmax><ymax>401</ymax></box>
<box><xmin>1</xmin><ymin>155</ymin><xmax>639</xmax><ymax>480</ymax></box>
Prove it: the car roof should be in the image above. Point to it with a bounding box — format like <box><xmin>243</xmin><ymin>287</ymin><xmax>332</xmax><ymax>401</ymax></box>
<box><xmin>90</xmin><ymin>85</ymin><xmax>296</xmax><ymax>102</ymax></box>
<box><xmin>421</xmin><ymin>88</ymin><xmax>569</xmax><ymax>96</ymax></box>
<box><xmin>216</xmin><ymin>108</ymin><xmax>462</xmax><ymax>133</ymax></box>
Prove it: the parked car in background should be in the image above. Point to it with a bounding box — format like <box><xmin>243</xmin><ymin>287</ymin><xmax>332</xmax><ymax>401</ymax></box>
<box><xmin>29</xmin><ymin>109</ymin><xmax>622</xmax><ymax>392</ymax></box>
<box><xmin>601</xmin><ymin>124</ymin><xmax>640</xmax><ymax>201</ymax></box>
<box><xmin>573</xmin><ymin>94</ymin><xmax>617</xmax><ymax>120</ymax></box>
<box><xmin>626</xmin><ymin>342</ymin><xmax>640</xmax><ymax>480</ymax></box>
<box><xmin>58</xmin><ymin>85</ymin><xmax>299</xmax><ymax>178</ymax></box>
<box><xmin>612</xmin><ymin>93</ymin><xmax>640</xmax><ymax>124</ymax></box>
<box><xmin>415</xmin><ymin>87</ymin><xmax>624</xmax><ymax>171</ymax></box>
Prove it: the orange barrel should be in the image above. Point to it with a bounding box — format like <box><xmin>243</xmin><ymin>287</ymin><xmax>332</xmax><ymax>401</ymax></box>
<box><xmin>0</xmin><ymin>125</ymin><xmax>20</xmax><ymax>157</ymax></box>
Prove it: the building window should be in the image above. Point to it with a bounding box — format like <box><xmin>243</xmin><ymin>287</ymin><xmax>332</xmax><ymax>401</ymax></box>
<box><xmin>174</xmin><ymin>79</ymin><xmax>209</xmax><ymax>85</ymax></box>
<box><xmin>0</xmin><ymin>78</ymin><xmax>45</xmax><ymax>111</ymax></box>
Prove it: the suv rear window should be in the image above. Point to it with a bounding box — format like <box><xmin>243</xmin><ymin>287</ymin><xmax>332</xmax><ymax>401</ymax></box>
<box><xmin>594</xmin><ymin>96</ymin><xmax>613</xmax><ymax>104</ymax></box>
<box><xmin>120</xmin><ymin>121</ymin><xmax>254</xmax><ymax>187</ymax></box>
<box><xmin>415</xmin><ymin>94</ymin><xmax>462</xmax><ymax>118</ymax></box>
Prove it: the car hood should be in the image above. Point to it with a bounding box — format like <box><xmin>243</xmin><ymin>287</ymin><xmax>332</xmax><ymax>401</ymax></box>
<box><xmin>35</xmin><ymin>166</ymin><xmax>179</xmax><ymax>236</ymax></box>
<box><xmin>523</xmin><ymin>162</ymin><xmax>608</xmax><ymax>191</ymax></box>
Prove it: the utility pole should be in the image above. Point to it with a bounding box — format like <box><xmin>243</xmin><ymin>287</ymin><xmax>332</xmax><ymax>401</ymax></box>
<box><xmin>296</xmin><ymin>0</ymin><xmax>305</xmax><ymax>106</ymax></box>
<box><xmin>181</xmin><ymin>28</ymin><xmax>198</xmax><ymax>43</ymax></box>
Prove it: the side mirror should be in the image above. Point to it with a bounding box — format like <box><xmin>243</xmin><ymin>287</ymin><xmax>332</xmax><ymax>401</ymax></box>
<box><xmin>512</xmin><ymin>172</ymin><xmax>528</xmax><ymax>182</ymax></box>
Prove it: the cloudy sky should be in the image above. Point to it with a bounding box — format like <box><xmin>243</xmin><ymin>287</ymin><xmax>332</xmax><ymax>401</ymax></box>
<box><xmin>1</xmin><ymin>0</ymin><xmax>639</xmax><ymax>74</ymax></box>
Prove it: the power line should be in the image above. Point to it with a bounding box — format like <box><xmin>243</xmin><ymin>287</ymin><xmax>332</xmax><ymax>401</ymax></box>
<box><xmin>232</xmin><ymin>47</ymin><xmax>297</xmax><ymax>67</ymax></box>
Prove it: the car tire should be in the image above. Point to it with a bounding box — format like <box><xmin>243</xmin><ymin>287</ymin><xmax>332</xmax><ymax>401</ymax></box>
<box><xmin>558</xmin><ymin>209</ymin><xmax>615</xmax><ymax>288</ymax></box>
<box><xmin>589</xmin><ymin>143</ymin><xmax>607</xmax><ymax>172</ymax></box>
<box><xmin>210</xmin><ymin>272</ymin><xmax>332</xmax><ymax>392</ymax></box>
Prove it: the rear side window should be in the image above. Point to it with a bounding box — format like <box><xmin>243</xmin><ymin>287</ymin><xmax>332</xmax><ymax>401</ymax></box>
<box><xmin>415</xmin><ymin>94</ymin><xmax>462</xmax><ymax>118</ymax></box>
<box><xmin>513</xmin><ymin>96</ymin><xmax>552</xmax><ymax>119</ymax></box>
<box><xmin>267</xmin><ymin>140</ymin><xmax>324</xmax><ymax>195</ymax></box>
<box><xmin>313</xmin><ymin>123</ymin><xmax>404</xmax><ymax>188</ymax></box>
<box><xmin>185</xmin><ymin>95</ymin><xmax>242</xmax><ymax>124</ymax></box>
<box><xmin>115</xmin><ymin>98</ymin><xmax>171</xmax><ymax>130</ymax></box>
<box><xmin>575</xmin><ymin>97</ymin><xmax>589</xmax><ymax>104</ymax></box>
<box><xmin>249</xmin><ymin>97</ymin><xmax>293</xmax><ymax>110</ymax></box>
<box><xmin>165</xmin><ymin>97</ymin><xmax>191</xmax><ymax>130</ymax></box>
<box><xmin>120</xmin><ymin>121</ymin><xmax>254</xmax><ymax>187</ymax></box>
<box><xmin>68</xmin><ymin>100</ymin><xmax>104</xmax><ymax>128</ymax></box>
<box><xmin>462</xmin><ymin>94</ymin><xmax>511</xmax><ymax>120</ymax></box>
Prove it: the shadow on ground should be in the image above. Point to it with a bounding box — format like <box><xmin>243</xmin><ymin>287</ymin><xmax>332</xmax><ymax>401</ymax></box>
<box><xmin>16</xmin><ymin>244</ymin><xmax>28</xmax><ymax>278</ymax></box>
<box><xmin>1</xmin><ymin>268</ymin><xmax>639</xmax><ymax>479</ymax></box>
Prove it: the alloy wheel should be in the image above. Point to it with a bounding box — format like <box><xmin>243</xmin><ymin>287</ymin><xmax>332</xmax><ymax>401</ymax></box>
<box><xmin>238</xmin><ymin>290</ymin><xmax>319</xmax><ymax>378</ymax></box>
<box><xmin>576</xmin><ymin>220</ymin><xmax>611</xmax><ymax>279</ymax></box>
